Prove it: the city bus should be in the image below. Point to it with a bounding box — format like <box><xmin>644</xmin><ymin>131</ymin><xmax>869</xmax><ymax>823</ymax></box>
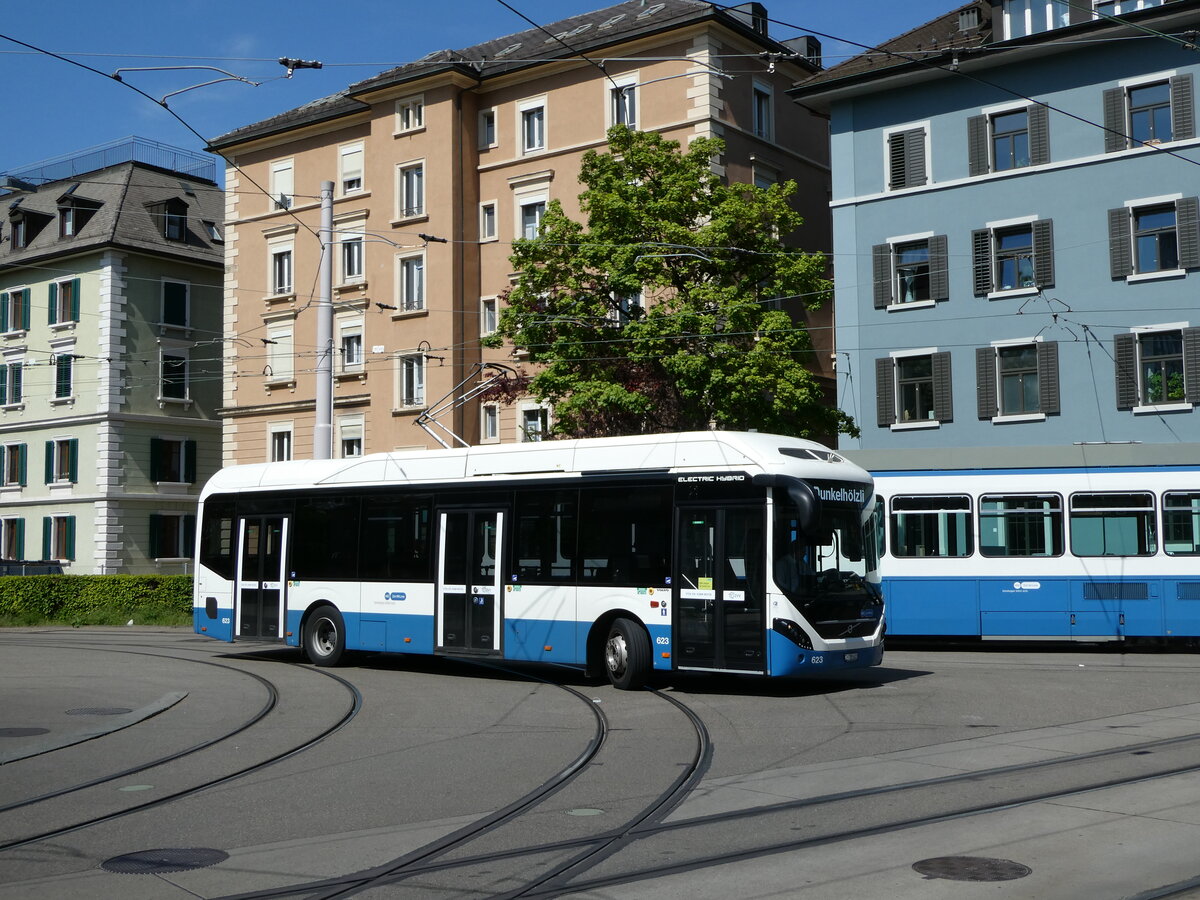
<box><xmin>193</xmin><ymin>431</ymin><xmax>884</xmax><ymax>689</ymax></box>
<box><xmin>874</xmin><ymin>466</ymin><xmax>1200</xmax><ymax>642</ymax></box>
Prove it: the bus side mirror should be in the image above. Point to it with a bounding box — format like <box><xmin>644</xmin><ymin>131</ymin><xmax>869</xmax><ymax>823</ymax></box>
<box><xmin>786</xmin><ymin>481</ymin><xmax>821</xmax><ymax>535</ymax></box>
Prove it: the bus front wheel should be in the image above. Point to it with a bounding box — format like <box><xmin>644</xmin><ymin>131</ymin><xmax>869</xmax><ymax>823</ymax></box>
<box><xmin>304</xmin><ymin>605</ymin><xmax>346</xmax><ymax>666</ymax></box>
<box><xmin>605</xmin><ymin>618</ymin><xmax>650</xmax><ymax>690</ymax></box>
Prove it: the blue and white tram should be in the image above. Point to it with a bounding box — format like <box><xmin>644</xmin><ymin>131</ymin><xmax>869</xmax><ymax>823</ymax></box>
<box><xmin>874</xmin><ymin>466</ymin><xmax>1200</xmax><ymax>641</ymax></box>
<box><xmin>193</xmin><ymin>432</ymin><xmax>885</xmax><ymax>688</ymax></box>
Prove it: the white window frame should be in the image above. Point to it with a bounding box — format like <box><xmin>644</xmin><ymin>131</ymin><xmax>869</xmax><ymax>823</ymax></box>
<box><xmin>266</xmin><ymin>322</ymin><xmax>295</xmax><ymax>382</ymax></box>
<box><xmin>50</xmin><ymin>339</ymin><xmax>75</xmax><ymax>402</ymax></box>
<box><xmin>1</xmin><ymin>442</ymin><xmax>24</xmax><ymax>488</ymax></box>
<box><xmin>396</xmin><ymin>252</ymin><xmax>426</xmax><ymax>312</ymax></box>
<box><xmin>1130</xmin><ymin>322</ymin><xmax>1192</xmax><ymax>413</ymax></box>
<box><xmin>1095</xmin><ymin>0</ymin><xmax>1163</xmax><ymax>17</ymax></box>
<box><xmin>268</xmin><ymin>423</ymin><xmax>293</xmax><ymax>462</ymax></box>
<box><xmin>269</xmin><ymin>158</ymin><xmax>294</xmax><ymax>210</ymax></box>
<box><xmin>48</xmin><ymin>514</ymin><xmax>75</xmax><ymax>562</ymax></box>
<box><xmin>396</xmin><ymin>160</ymin><xmax>425</xmax><ymax>219</ymax></box>
<box><xmin>339</xmin><ymin>142</ymin><xmax>364</xmax><ymax>195</ymax></box>
<box><xmin>608</xmin><ymin>74</ymin><xmax>638</xmax><ymax>130</ymax></box>
<box><xmin>480</xmin><ymin>296</ymin><xmax>498</xmax><ymax>336</ymax></box>
<box><xmin>395</xmin><ymin>95</ymin><xmax>424</xmax><ymax>134</ymax></box>
<box><xmin>268</xmin><ymin>237</ymin><xmax>295</xmax><ymax>296</ymax></box>
<box><xmin>480</xmin><ymin>201</ymin><xmax>498</xmax><ymax>242</ymax></box>
<box><xmin>1124</xmin><ymin>193</ymin><xmax>1186</xmax><ymax>281</ymax></box>
<box><xmin>988</xmin><ymin>335</ymin><xmax>1048</xmax><ymax>422</ymax></box>
<box><xmin>1</xmin><ymin>517</ymin><xmax>23</xmax><ymax>558</ymax></box>
<box><xmin>52</xmin><ymin>276</ymin><xmax>79</xmax><ymax>325</ymax></box>
<box><xmin>518</xmin><ymin>198</ymin><xmax>546</xmax><ymax>241</ymax></box>
<box><xmin>1</xmin><ymin>352</ymin><xmax>24</xmax><ymax>407</ymax></box>
<box><xmin>518</xmin><ymin>403</ymin><xmax>550</xmax><ymax>442</ymax></box>
<box><xmin>888</xmin><ymin>346</ymin><xmax>942</xmax><ymax>431</ymax></box>
<box><xmin>479</xmin><ymin>108</ymin><xmax>498</xmax><ymax>149</ymax></box>
<box><xmin>338</xmin><ymin>317</ymin><xmax>364</xmax><ymax>373</ymax></box>
<box><xmin>398</xmin><ymin>354</ymin><xmax>426</xmax><ymax>408</ymax></box>
<box><xmin>752</xmin><ymin>80</ymin><xmax>774</xmax><ymax>141</ymax></box>
<box><xmin>519</xmin><ymin>97</ymin><xmax>547</xmax><ymax>153</ymax></box>
<box><xmin>481</xmin><ymin>403</ymin><xmax>500</xmax><ymax>444</ymax></box>
<box><xmin>337</xmin><ymin>415</ymin><xmax>364</xmax><ymax>458</ymax></box>
<box><xmin>1003</xmin><ymin>0</ymin><xmax>1071</xmax><ymax>38</ymax></box>
<box><xmin>2</xmin><ymin>287</ymin><xmax>28</xmax><ymax>334</ymax></box>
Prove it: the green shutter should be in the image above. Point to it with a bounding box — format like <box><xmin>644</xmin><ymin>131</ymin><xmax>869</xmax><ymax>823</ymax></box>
<box><xmin>64</xmin><ymin>517</ymin><xmax>75</xmax><ymax>562</ymax></box>
<box><xmin>184</xmin><ymin>440</ymin><xmax>197</xmax><ymax>484</ymax></box>
<box><xmin>44</xmin><ymin>441</ymin><xmax>54</xmax><ymax>484</ymax></box>
<box><xmin>17</xmin><ymin>444</ymin><xmax>26</xmax><ymax>486</ymax></box>
<box><xmin>19</xmin><ymin>290</ymin><xmax>29</xmax><ymax>331</ymax></box>
<box><xmin>11</xmin><ymin>363</ymin><xmax>20</xmax><ymax>404</ymax></box>
<box><xmin>13</xmin><ymin>519</ymin><xmax>24</xmax><ymax>560</ymax></box>
<box><xmin>68</xmin><ymin>439</ymin><xmax>79</xmax><ymax>484</ymax></box>
<box><xmin>150</xmin><ymin>438</ymin><xmax>162</xmax><ymax>482</ymax></box>
<box><xmin>0</xmin><ymin>446</ymin><xmax>6</xmax><ymax>486</ymax></box>
<box><xmin>0</xmin><ymin>292</ymin><xmax>8</xmax><ymax>330</ymax></box>
<box><xmin>70</xmin><ymin>278</ymin><xmax>81</xmax><ymax>322</ymax></box>
<box><xmin>0</xmin><ymin>364</ymin><xmax>6</xmax><ymax>406</ymax></box>
<box><xmin>48</xmin><ymin>282</ymin><xmax>58</xmax><ymax>325</ymax></box>
<box><xmin>149</xmin><ymin>515</ymin><xmax>162</xmax><ymax>559</ymax></box>
<box><xmin>41</xmin><ymin>517</ymin><xmax>51</xmax><ymax>560</ymax></box>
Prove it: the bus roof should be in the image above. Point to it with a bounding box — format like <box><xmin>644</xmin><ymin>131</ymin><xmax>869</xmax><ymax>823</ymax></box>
<box><xmin>200</xmin><ymin>431</ymin><xmax>870</xmax><ymax>497</ymax></box>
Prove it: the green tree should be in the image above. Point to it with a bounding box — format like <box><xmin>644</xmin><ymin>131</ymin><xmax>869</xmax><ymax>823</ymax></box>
<box><xmin>484</xmin><ymin>125</ymin><xmax>857</xmax><ymax>440</ymax></box>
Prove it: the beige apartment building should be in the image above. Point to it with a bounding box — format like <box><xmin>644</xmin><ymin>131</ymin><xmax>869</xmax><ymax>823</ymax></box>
<box><xmin>209</xmin><ymin>0</ymin><xmax>831</xmax><ymax>463</ymax></box>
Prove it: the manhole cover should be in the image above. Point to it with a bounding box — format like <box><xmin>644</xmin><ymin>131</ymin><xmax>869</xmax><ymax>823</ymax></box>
<box><xmin>913</xmin><ymin>856</ymin><xmax>1031</xmax><ymax>882</ymax></box>
<box><xmin>66</xmin><ymin>708</ymin><xmax>133</xmax><ymax>716</ymax></box>
<box><xmin>0</xmin><ymin>728</ymin><xmax>50</xmax><ymax>738</ymax></box>
<box><xmin>101</xmin><ymin>848</ymin><xmax>229</xmax><ymax>875</ymax></box>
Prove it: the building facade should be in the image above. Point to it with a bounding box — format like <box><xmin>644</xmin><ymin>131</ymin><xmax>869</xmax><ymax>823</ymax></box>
<box><xmin>209</xmin><ymin>0</ymin><xmax>832</xmax><ymax>463</ymax></box>
<box><xmin>790</xmin><ymin>0</ymin><xmax>1200</xmax><ymax>472</ymax></box>
<box><xmin>0</xmin><ymin>139</ymin><xmax>224</xmax><ymax>572</ymax></box>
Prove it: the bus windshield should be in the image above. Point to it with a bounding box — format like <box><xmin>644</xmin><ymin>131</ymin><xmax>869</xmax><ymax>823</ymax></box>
<box><xmin>773</xmin><ymin>490</ymin><xmax>882</xmax><ymax>639</ymax></box>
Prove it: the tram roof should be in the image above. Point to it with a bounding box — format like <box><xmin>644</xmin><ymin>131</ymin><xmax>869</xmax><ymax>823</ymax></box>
<box><xmin>201</xmin><ymin>431</ymin><xmax>870</xmax><ymax>496</ymax></box>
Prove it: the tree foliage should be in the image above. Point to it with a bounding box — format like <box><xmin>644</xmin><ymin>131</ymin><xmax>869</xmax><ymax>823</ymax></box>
<box><xmin>484</xmin><ymin>126</ymin><xmax>858</xmax><ymax>440</ymax></box>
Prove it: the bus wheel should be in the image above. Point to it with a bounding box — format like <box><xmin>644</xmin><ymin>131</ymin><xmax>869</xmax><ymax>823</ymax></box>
<box><xmin>605</xmin><ymin>618</ymin><xmax>650</xmax><ymax>690</ymax></box>
<box><xmin>304</xmin><ymin>606</ymin><xmax>346</xmax><ymax>666</ymax></box>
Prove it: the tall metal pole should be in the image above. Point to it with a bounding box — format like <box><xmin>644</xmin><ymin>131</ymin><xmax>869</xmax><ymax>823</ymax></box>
<box><xmin>314</xmin><ymin>180</ymin><xmax>334</xmax><ymax>459</ymax></box>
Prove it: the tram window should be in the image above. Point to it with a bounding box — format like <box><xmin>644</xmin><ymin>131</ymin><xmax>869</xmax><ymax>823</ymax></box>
<box><xmin>979</xmin><ymin>494</ymin><xmax>1063</xmax><ymax>557</ymax></box>
<box><xmin>1164</xmin><ymin>492</ymin><xmax>1200</xmax><ymax>555</ymax></box>
<box><xmin>293</xmin><ymin>496</ymin><xmax>362</xmax><ymax>579</ymax></box>
<box><xmin>360</xmin><ymin>495</ymin><xmax>433</xmax><ymax>581</ymax></box>
<box><xmin>890</xmin><ymin>495</ymin><xmax>972</xmax><ymax>557</ymax></box>
<box><xmin>199</xmin><ymin>496</ymin><xmax>236</xmax><ymax>579</ymax></box>
<box><xmin>515</xmin><ymin>490</ymin><xmax>577</xmax><ymax>581</ymax></box>
<box><xmin>578</xmin><ymin>486</ymin><xmax>670</xmax><ymax>585</ymax></box>
<box><xmin>1069</xmin><ymin>492</ymin><xmax>1156</xmax><ymax>557</ymax></box>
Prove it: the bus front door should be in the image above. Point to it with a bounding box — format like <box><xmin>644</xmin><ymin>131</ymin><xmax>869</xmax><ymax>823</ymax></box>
<box><xmin>437</xmin><ymin>510</ymin><xmax>503</xmax><ymax>655</ymax></box>
<box><xmin>236</xmin><ymin>516</ymin><xmax>288</xmax><ymax>642</ymax></box>
<box><xmin>675</xmin><ymin>506</ymin><xmax>765</xmax><ymax>673</ymax></box>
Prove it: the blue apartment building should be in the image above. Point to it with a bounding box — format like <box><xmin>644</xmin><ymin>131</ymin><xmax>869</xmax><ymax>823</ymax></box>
<box><xmin>791</xmin><ymin>0</ymin><xmax>1200</xmax><ymax>473</ymax></box>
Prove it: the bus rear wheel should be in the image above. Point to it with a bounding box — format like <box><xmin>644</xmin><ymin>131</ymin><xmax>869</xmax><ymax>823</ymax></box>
<box><xmin>605</xmin><ymin>618</ymin><xmax>650</xmax><ymax>690</ymax></box>
<box><xmin>304</xmin><ymin>605</ymin><xmax>346</xmax><ymax>666</ymax></box>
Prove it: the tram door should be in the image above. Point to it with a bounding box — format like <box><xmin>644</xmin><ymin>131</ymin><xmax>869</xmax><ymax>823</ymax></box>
<box><xmin>236</xmin><ymin>516</ymin><xmax>288</xmax><ymax>641</ymax></box>
<box><xmin>675</xmin><ymin>506</ymin><xmax>765</xmax><ymax>672</ymax></box>
<box><xmin>437</xmin><ymin>510</ymin><xmax>504</xmax><ymax>654</ymax></box>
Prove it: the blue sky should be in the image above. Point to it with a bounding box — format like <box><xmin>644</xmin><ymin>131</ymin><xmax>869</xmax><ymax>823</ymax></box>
<box><xmin>0</xmin><ymin>1</ymin><xmax>956</xmax><ymax>177</ymax></box>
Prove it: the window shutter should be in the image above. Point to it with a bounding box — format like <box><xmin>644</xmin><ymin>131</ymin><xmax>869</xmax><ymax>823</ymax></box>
<box><xmin>20</xmin><ymin>291</ymin><xmax>29</xmax><ymax>331</ymax></box>
<box><xmin>972</xmin><ymin>229</ymin><xmax>993</xmax><ymax>295</ymax></box>
<box><xmin>1114</xmin><ymin>332</ymin><xmax>1138</xmax><ymax>409</ymax></box>
<box><xmin>64</xmin><ymin>517</ymin><xmax>75</xmax><ymax>562</ymax></box>
<box><xmin>17</xmin><ymin>444</ymin><xmax>26</xmax><ymax>486</ymax></box>
<box><xmin>12</xmin><ymin>364</ymin><xmax>20</xmax><ymax>404</ymax></box>
<box><xmin>13</xmin><ymin>519</ymin><xmax>23</xmax><ymax>560</ymax></box>
<box><xmin>41</xmin><ymin>517</ymin><xmax>51</xmax><ymax>560</ymax></box>
<box><xmin>1037</xmin><ymin>341</ymin><xmax>1060</xmax><ymax>414</ymax></box>
<box><xmin>976</xmin><ymin>347</ymin><xmax>997</xmax><ymax>419</ymax></box>
<box><xmin>1177</xmin><ymin>196</ymin><xmax>1200</xmax><ymax>269</ymax></box>
<box><xmin>70</xmin><ymin>278</ymin><xmax>81</xmax><ymax>321</ymax></box>
<box><xmin>184</xmin><ymin>515</ymin><xmax>196</xmax><ymax>555</ymax></box>
<box><xmin>875</xmin><ymin>357</ymin><xmax>896</xmax><ymax>426</ymax></box>
<box><xmin>0</xmin><ymin>446</ymin><xmax>6</xmax><ymax>486</ymax></box>
<box><xmin>929</xmin><ymin>235</ymin><xmax>950</xmax><ymax>301</ymax></box>
<box><xmin>1029</xmin><ymin>103</ymin><xmax>1050</xmax><ymax>166</ymax></box>
<box><xmin>149</xmin><ymin>515</ymin><xmax>162</xmax><ymax>559</ymax></box>
<box><xmin>184</xmin><ymin>440</ymin><xmax>197</xmax><ymax>484</ymax></box>
<box><xmin>68</xmin><ymin>439</ymin><xmax>79</xmax><ymax>484</ymax></box>
<box><xmin>887</xmin><ymin>132</ymin><xmax>907</xmax><ymax>189</ymax></box>
<box><xmin>0</xmin><ymin>292</ymin><xmax>8</xmax><ymax>330</ymax></box>
<box><xmin>150</xmin><ymin>438</ymin><xmax>162</xmax><ymax>482</ymax></box>
<box><xmin>967</xmin><ymin>115</ymin><xmax>988</xmax><ymax>176</ymax></box>
<box><xmin>48</xmin><ymin>282</ymin><xmax>58</xmax><ymax>325</ymax></box>
<box><xmin>873</xmin><ymin>244</ymin><xmax>892</xmax><ymax>308</ymax></box>
<box><xmin>1108</xmin><ymin>207</ymin><xmax>1133</xmax><ymax>278</ymax></box>
<box><xmin>1171</xmin><ymin>74</ymin><xmax>1195</xmax><ymax>141</ymax></box>
<box><xmin>932</xmin><ymin>351</ymin><xmax>953</xmax><ymax>422</ymax></box>
<box><xmin>0</xmin><ymin>364</ymin><xmax>6</xmax><ymax>406</ymax></box>
<box><xmin>1184</xmin><ymin>327</ymin><xmax>1200</xmax><ymax>404</ymax></box>
<box><xmin>44</xmin><ymin>441</ymin><xmax>54</xmax><ymax>484</ymax></box>
<box><xmin>1032</xmin><ymin>219</ymin><xmax>1055</xmax><ymax>288</ymax></box>
<box><xmin>904</xmin><ymin>129</ymin><xmax>927</xmax><ymax>187</ymax></box>
<box><xmin>1103</xmin><ymin>87</ymin><xmax>1126</xmax><ymax>152</ymax></box>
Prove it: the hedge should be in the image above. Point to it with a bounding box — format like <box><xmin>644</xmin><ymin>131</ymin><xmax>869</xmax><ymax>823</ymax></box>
<box><xmin>0</xmin><ymin>575</ymin><xmax>192</xmax><ymax>619</ymax></box>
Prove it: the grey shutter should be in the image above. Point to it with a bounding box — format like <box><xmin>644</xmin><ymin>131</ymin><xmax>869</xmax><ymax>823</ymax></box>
<box><xmin>1177</xmin><ymin>196</ymin><xmax>1200</xmax><ymax>269</ymax></box>
<box><xmin>1037</xmin><ymin>341</ymin><xmax>1060</xmax><ymax>415</ymax></box>
<box><xmin>972</xmin><ymin>228</ymin><xmax>993</xmax><ymax>295</ymax></box>
<box><xmin>1029</xmin><ymin>103</ymin><xmax>1050</xmax><ymax>166</ymax></box>
<box><xmin>1171</xmin><ymin>74</ymin><xmax>1194</xmax><ymax>141</ymax></box>
<box><xmin>1103</xmin><ymin>87</ymin><xmax>1126</xmax><ymax>152</ymax></box>
<box><xmin>887</xmin><ymin>132</ymin><xmax>907</xmax><ymax>189</ymax></box>
<box><xmin>967</xmin><ymin>115</ymin><xmax>988</xmax><ymax>176</ymax></box>
<box><xmin>1114</xmin><ymin>332</ymin><xmax>1138</xmax><ymax>409</ymax></box>
<box><xmin>150</xmin><ymin>438</ymin><xmax>162</xmax><ymax>482</ymax></box>
<box><xmin>1108</xmin><ymin>207</ymin><xmax>1133</xmax><ymax>278</ymax></box>
<box><xmin>1184</xmin><ymin>327</ymin><xmax>1200</xmax><ymax>404</ymax></box>
<box><xmin>932</xmin><ymin>351</ymin><xmax>953</xmax><ymax>422</ymax></box>
<box><xmin>873</xmin><ymin>243</ymin><xmax>892</xmax><ymax>308</ymax></box>
<box><xmin>876</xmin><ymin>357</ymin><xmax>895</xmax><ymax>426</ymax></box>
<box><xmin>976</xmin><ymin>347</ymin><xmax>997</xmax><ymax>419</ymax></box>
<box><xmin>1032</xmin><ymin>219</ymin><xmax>1054</xmax><ymax>288</ymax></box>
<box><xmin>904</xmin><ymin>129</ymin><xmax>927</xmax><ymax>187</ymax></box>
<box><xmin>929</xmin><ymin>234</ymin><xmax>949</xmax><ymax>301</ymax></box>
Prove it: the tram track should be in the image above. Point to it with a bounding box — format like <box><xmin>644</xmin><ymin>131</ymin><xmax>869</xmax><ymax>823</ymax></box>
<box><xmin>0</xmin><ymin>637</ymin><xmax>362</xmax><ymax>854</ymax></box>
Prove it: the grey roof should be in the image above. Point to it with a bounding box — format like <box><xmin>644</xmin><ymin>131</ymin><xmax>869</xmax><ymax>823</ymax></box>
<box><xmin>1</xmin><ymin>162</ymin><xmax>224</xmax><ymax>270</ymax></box>
<box><xmin>210</xmin><ymin>0</ymin><xmax>815</xmax><ymax>150</ymax></box>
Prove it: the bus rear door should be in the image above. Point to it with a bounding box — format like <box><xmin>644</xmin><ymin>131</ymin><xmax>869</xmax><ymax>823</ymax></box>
<box><xmin>236</xmin><ymin>515</ymin><xmax>289</xmax><ymax>642</ymax></box>
<box><xmin>437</xmin><ymin>509</ymin><xmax>504</xmax><ymax>655</ymax></box>
<box><xmin>675</xmin><ymin>505</ymin><xmax>766</xmax><ymax>673</ymax></box>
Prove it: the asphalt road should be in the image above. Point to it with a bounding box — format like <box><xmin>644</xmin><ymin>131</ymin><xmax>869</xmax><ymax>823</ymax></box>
<box><xmin>2</xmin><ymin>628</ymin><xmax>1200</xmax><ymax>899</ymax></box>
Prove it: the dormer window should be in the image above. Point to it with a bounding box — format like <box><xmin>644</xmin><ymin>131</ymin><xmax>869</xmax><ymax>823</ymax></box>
<box><xmin>61</xmin><ymin>206</ymin><xmax>76</xmax><ymax>238</ymax></box>
<box><xmin>162</xmin><ymin>199</ymin><xmax>187</xmax><ymax>241</ymax></box>
<box><xmin>10</xmin><ymin>218</ymin><xmax>26</xmax><ymax>249</ymax></box>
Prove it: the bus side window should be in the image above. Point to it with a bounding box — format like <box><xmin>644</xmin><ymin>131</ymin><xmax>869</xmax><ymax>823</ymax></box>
<box><xmin>361</xmin><ymin>495</ymin><xmax>433</xmax><ymax>581</ymax></box>
<box><xmin>199</xmin><ymin>496</ymin><xmax>236</xmax><ymax>579</ymax></box>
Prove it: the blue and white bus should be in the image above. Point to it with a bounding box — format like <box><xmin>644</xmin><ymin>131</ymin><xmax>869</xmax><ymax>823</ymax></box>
<box><xmin>193</xmin><ymin>431</ymin><xmax>884</xmax><ymax>688</ymax></box>
<box><xmin>874</xmin><ymin>467</ymin><xmax>1200</xmax><ymax>642</ymax></box>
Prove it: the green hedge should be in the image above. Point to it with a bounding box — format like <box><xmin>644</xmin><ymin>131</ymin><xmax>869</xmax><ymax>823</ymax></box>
<box><xmin>0</xmin><ymin>575</ymin><xmax>192</xmax><ymax>620</ymax></box>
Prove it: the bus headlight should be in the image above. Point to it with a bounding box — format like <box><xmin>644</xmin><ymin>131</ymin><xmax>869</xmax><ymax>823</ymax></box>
<box><xmin>773</xmin><ymin>618</ymin><xmax>813</xmax><ymax>650</ymax></box>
